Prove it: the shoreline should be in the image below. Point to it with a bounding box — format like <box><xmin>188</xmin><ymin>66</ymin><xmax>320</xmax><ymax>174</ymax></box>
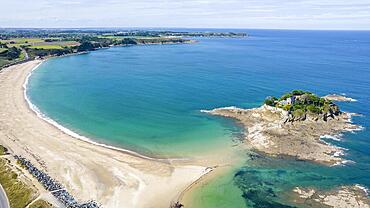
<box><xmin>22</xmin><ymin>59</ymin><xmax>178</xmax><ymax>162</ymax></box>
<box><xmin>0</xmin><ymin>60</ymin><xmax>209</xmax><ymax>207</ymax></box>
<box><xmin>24</xmin><ymin>54</ymin><xmax>206</xmax><ymax>162</ymax></box>
<box><xmin>176</xmin><ymin>166</ymin><xmax>217</xmax><ymax>202</ymax></box>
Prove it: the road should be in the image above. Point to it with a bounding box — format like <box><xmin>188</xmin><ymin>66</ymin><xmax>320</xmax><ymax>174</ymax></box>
<box><xmin>0</xmin><ymin>184</ymin><xmax>10</xmax><ymax>208</ymax></box>
<box><xmin>22</xmin><ymin>49</ymin><xmax>29</xmax><ymax>60</ymax></box>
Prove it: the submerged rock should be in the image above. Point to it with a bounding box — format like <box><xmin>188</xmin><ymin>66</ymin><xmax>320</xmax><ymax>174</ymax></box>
<box><xmin>292</xmin><ymin>185</ymin><xmax>369</xmax><ymax>208</ymax></box>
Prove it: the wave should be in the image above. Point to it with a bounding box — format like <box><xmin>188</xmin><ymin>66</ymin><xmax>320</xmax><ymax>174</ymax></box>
<box><xmin>320</xmin><ymin>134</ymin><xmax>341</xmax><ymax>141</ymax></box>
<box><xmin>22</xmin><ymin>61</ymin><xmax>181</xmax><ymax>162</ymax></box>
<box><xmin>340</xmin><ymin>93</ymin><xmax>358</xmax><ymax>102</ymax></box>
<box><xmin>355</xmin><ymin>184</ymin><xmax>369</xmax><ymax>195</ymax></box>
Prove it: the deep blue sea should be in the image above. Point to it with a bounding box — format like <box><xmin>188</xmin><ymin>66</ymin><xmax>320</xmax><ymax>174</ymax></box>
<box><xmin>28</xmin><ymin>29</ymin><xmax>370</xmax><ymax>207</ymax></box>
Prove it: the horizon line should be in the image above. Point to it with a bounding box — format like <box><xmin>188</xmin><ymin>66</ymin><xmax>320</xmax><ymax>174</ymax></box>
<box><xmin>1</xmin><ymin>26</ymin><xmax>370</xmax><ymax>32</ymax></box>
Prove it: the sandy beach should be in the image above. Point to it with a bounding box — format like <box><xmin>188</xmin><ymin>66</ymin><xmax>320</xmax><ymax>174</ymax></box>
<box><xmin>0</xmin><ymin>60</ymin><xmax>208</xmax><ymax>207</ymax></box>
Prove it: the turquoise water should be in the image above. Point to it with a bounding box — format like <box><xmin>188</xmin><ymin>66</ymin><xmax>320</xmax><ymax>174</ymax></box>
<box><xmin>28</xmin><ymin>30</ymin><xmax>370</xmax><ymax>207</ymax></box>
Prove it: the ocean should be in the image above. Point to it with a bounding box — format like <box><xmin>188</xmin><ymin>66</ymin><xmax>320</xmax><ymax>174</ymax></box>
<box><xmin>27</xmin><ymin>29</ymin><xmax>370</xmax><ymax>207</ymax></box>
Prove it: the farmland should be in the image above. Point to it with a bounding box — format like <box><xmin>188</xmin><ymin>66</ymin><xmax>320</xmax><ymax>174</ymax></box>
<box><xmin>0</xmin><ymin>28</ymin><xmax>245</xmax><ymax>68</ymax></box>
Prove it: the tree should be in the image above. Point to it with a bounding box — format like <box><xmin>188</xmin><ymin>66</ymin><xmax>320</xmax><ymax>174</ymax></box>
<box><xmin>264</xmin><ymin>96</ymin><xmax>277</xmax><ymax>106</ymax></box>
<box><xmin>279</xmin><ymin>93</ymin><xmax>292</xmax><ymax>101</ymax></box>
<box><xmin>306</xmin><ymin>105</ymin><xmax>320</xmax><ymax>114</ymax></box>
<box><xmin>77</xmin><ymin>41</ymin><xmax>94</xmax><ymax>52</ymax></box>
<box><xmin>121</xmin><ymin>38</ymin><xmax>138</xmax><ymax>45</ymax></box>
<box><xmin>283</xmin><ymin>104</ymin><xmax>292</xmax><ymax>111</ymax></box>
<box><xmin>292</xmin><ymin>90</ymin><xmax>306</xmax><ymax>95</ymax></box>
<box><xmin>6</xmin><ymin>47</ymin><xmax>21</xmax><ymax>60</ymax></box>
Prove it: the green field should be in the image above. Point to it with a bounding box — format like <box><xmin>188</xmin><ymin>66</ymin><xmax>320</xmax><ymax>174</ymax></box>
<box><xmin>0</xmin><ymin>38</ymin><xmax>79</xmax><ymax>49</ymax></box>
<box><xmin>98</xmin><ymin>35</ymin><xmax>125</xmax><ymax>39</ymax></box>
<box><xmin>0</xmin><ymin>38</ymin><xmax>44</xmax><ymax>44</ymax></box>
<box><xmin>0</xmin><ymin>48</ymin><xmax>8</xmax><ymax>53</ymax></box>
<box><xmin>30</xmin><ymin>45</ymin><xmax>64</xmax><ymax>49</ymax></box>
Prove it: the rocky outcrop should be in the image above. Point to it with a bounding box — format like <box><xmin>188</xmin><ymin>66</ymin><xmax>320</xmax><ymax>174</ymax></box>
<box><xmin>284</xmin><ymin>103</ymin><xmax>342</xmax><ymax>123</ymax></box>
<box><xmin>323</xmin><ymin>94</ymin><xmax>357</xmax><ymax>102</ymax></box>
<box><xmin>204</xmin><ymin>104</ymin><xmax>362</xmax><ymax>165</ymax></box>
<box><xmin>292</xmin><ymin>185</ymin><xmax>369</xmax><ymax>208</ymax></box>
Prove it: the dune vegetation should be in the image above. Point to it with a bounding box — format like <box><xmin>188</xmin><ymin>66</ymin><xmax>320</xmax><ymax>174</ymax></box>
<box><xmin>29</xmin><ymin>199</ymin><xmax>53</xmax><ymax>208</ymax></box>
<box><xmin>0</xmin><ymin>158</ymin><xmax>37</xmax><ymax>208</ymax></box>
<box><xmin>0</xmin><ymin>145</ymin><xmax>7</xmax><ymax>155</ymax></box>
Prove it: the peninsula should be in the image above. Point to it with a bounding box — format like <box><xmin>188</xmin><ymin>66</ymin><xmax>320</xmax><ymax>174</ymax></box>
<box><xmin>204</xmin><ymin>90</ymin><xmax>362</xmax><ymax>165</ymax></box>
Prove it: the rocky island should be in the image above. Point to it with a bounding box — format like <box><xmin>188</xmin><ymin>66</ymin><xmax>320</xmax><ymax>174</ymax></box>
<box><xmin>323</xmin><ymin>94</ymin><xmax>357</xmax><ymax>102</ymax></box>
<box><xmin>204</xmin><ymin>90</ymin><xmax>362</xmax><ymax>165</ymax></box>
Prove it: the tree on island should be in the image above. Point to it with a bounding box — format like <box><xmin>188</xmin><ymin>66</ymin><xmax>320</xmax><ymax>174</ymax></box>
<box><xmin>264</xmin><ymin>90</ymin><xmax>341</xmax><ymax>122</ymax></box>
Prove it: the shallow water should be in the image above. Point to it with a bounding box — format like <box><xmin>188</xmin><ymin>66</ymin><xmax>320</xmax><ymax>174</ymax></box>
<box><xmin>28</xmin><ymin>29</ymin><xmax>370</xmax><ymax>207</ymax></box>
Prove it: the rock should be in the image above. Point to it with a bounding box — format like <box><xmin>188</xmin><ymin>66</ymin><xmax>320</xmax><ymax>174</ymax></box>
<box><xmin>323</xmin><ymin>94</ymin><xmax>357</xmax><ymax>102</ymax></box>
<box><xmin>204</xmin><ymin>105</ymin><xmax>362</xmax><ymax>165</ymax></box>
<box><xmin>292</xmin><ymin>185</ymin><xmax>370</xmax><ymax>208</ymax></box>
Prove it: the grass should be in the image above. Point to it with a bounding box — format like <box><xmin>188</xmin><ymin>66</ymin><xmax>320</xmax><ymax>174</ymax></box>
<box><xmin>1</xmin><ymin>38</ymin><xmax>79</xmax><ymax>50</ymax></box>
<box><xmin>0</xmin><ymin>38</ymin><xmax>44</xmax><ymax>44</ymax></box>
<box><xmin>29</xmin><ymin>41</ymin><xmax>79</xmax><ymax>49</ymax></box>
<box><xmin>98</xmin><ymin>35</ymin><xmax>125</xmax><ymax>39</ymax></box>
<box><xmin>0</xmin><ymin>57</ymin><xmax>12</xmax><ymax>68</ymax></box>
<box><xmin>98</xmin><ymin>35</ymin><xmax>162</xmax><ymax>39</ymax></box>
<box><xmin>19</xmin><ymin>51</ymin><xmax>26</xmax><ymax>60</ymax></box>
<box><xmin>0</xmin><ymin>158</ymin><xmax>36</xmax><ymax>208</ymax></box>
<box><xmin>0</xmin><ymin>48</ymin><xmax>8</xmax><ymax>53</ymax></box>
<box><xmin>0</xmin><ymin>145</ymin><xmax>7</xmax><ymax>155</ymax></box>
<box><xmin>29</xmin><ymin>200</ymin><xmax>53</xmax><ymax>208</ymax></box>
<box><xmin>7</xmin><ymin>43</ymin><xmax>29</xmax><ymax>47</ymax></box>
<box><xmin>30</xmin><ymin>45</ymin><xmax>64</xmax><ymax>49</ymax></box>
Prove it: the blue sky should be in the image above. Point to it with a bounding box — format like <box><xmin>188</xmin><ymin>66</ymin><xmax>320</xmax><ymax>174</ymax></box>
<box><xmin>1</xmin><ymin>0</ymin><xmax>370</xmax><ymax>29</ymax></box>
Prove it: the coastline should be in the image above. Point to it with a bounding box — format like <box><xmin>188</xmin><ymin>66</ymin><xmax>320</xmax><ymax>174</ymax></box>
<box><xmin>0</xmin><ymin>60</ymin><xmax>208</xmax><ymax>207</ymax></box>
<box><xmin>22</xmin><ymin>59</ymin><xmax>178</xmax><ymax>162</ymax></box>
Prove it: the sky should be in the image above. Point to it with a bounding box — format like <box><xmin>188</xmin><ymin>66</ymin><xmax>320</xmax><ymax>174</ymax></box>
<box><xmin>1</xmin><ymin>0</ymin><xmax>370</xmax><ymax>30</ymax></box>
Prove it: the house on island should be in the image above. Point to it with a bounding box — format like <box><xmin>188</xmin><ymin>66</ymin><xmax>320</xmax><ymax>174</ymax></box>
<box><xmin>279</xmin><ymin>96</ymin><xmax>297</xmax><ymax>105</ymax></box>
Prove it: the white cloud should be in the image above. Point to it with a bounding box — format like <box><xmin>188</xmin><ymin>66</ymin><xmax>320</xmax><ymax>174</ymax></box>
<box><xmin>0</xmin><ymin>0</ymin><xmax>369</xmax><ymax>29</ymax></box>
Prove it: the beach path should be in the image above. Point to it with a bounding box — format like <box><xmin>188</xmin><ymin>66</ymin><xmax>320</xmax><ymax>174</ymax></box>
<box><xmin>0</xmin><ymin>184</ymin><xmax>10</xmax><ymax>208</ymax></box>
